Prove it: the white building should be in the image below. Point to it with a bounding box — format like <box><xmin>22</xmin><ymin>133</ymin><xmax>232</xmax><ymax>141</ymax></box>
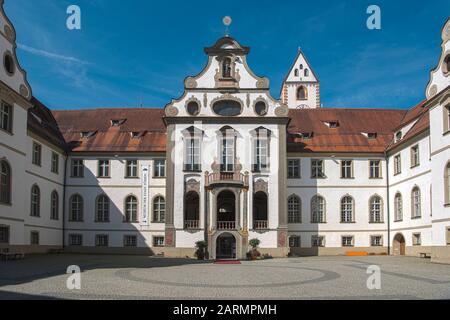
<box><xmin>1</xmin><ymin>2</ymin><xmax>450</xmax><ymax>263</ymax></box>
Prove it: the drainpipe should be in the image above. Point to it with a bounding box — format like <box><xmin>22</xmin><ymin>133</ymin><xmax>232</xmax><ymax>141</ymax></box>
<box><xmin>385</xmin><ymin>151</ymin><xmax>391</xmax><ymax>255</ymax></box>
<box><xmin>62</xmin><ymin>154</ymin><xmax>68</xmax><ymax>249</ymax></box>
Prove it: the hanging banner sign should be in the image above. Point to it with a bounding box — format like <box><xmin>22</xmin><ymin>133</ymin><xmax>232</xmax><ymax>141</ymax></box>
<box><xmin>141</xmin><ymin>165</ymin><xmax>149</xmax><ymax>225</ymax></box>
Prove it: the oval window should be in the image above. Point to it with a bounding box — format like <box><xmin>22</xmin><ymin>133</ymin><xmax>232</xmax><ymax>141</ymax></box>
<box><xmin>212</xmin><ymin>100</ymin><xmax>241</xmax><ymax>116</ymax></box>
<box><xmin>255</xmin><ymin>101</ymin><xmax>267</xmax><ymax>116</ymax></box>
<box><xmin>187</xmin><ymin>101</ymin><xmax>199</xmax><ymax>116</ymax></box>
<box><xmin>4</xmin><ymin>53</ymin><xmax>14</xmax><ymax>75</ymax></box>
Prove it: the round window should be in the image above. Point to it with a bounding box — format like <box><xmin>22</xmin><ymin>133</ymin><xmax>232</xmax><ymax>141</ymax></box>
<box><xmin>187</xmin><ymin>101</ymin><xmax>200</xmax><ymax>116</ymax></box>
<box><xmin>212</xmin><ymin>100</ymin><xmax>241</xmax><ymax>116</ymax></box>
<box><xmin>255</xmin><ymin>101</ymin><xmax>267</xmax><ymax>116</ymax></box>
<box><xmin>4</xmin><ymin>53</ymin><xmax>14</xmax><ymax>75</ymax></box>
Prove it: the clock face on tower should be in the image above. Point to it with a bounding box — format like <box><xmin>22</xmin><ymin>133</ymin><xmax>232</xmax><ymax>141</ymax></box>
<box><xmin>296</xmin><ymin>104</ymin><xmax>309</xmax><ymax>109</ymax></box>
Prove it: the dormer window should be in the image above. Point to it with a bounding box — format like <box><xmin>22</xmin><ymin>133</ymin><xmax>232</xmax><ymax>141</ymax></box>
<box><xmin>81</xmin><ymin>131</ymin><xmax>97</xmax><ymax>139</ymax></box>
<box><xmin>324</xmin><ymin>121</ymin><xmax>339</xmax><ymax>128</ymax></box>
<box><xmin>367</xmin><ymin>132</ymin><xmax>377</xmax><ymax>140</ymax></box>
<box><xmin>111</xmin><ymin>119</ymin><xmax>126</xmax><ymax>127</ymax></box>
<box><xmin>299</xmin><ymin>132</ymin><xmax>313</xmax><ymax>139</ymax></box>
<box><xmin>222</xmin><ymin>57</ymin><xmax>232</xmax><ymax>78</ymax></box>
<box><xmin>395</xmin><ymin>131</ymin><xmax>402</xmax><ymax>142</ymax></box>
<box><xmin>130</xmin><ymin>131</ymin><xmax>145</xmax><ymax>139</ymax></box>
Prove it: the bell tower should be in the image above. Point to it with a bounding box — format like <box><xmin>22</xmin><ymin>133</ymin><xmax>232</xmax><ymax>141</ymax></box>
<box><xmin>281</xmin><ymin>48</ymin><xmax>320</xmax><ymax>109</ymax></box>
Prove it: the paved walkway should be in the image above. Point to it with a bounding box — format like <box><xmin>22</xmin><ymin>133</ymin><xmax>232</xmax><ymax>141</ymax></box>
<box><xmin>0</xmin><ymin>254</ymin><xmax>449</xmax><ymax>299</ymax></box>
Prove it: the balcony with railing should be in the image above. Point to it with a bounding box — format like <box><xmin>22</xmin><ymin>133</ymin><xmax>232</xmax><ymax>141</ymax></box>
<box><xmin>253</xmin><ymin>220</ymin><xmax>268</xmax><ymax>230</ymax></box>
<box><xmin>205</xmin><ymin>171</ymin><xmax>248</xmax><ymax>187</ymax></box>
<box><xmin>184</xmin><ymin>220</ymin><xmax>200</xmax><ymax>230</ymax></box>
<box><xmin>217</xmin><ymin>221</ymin><xmax>236</xmax><ymax>230</ymax></box>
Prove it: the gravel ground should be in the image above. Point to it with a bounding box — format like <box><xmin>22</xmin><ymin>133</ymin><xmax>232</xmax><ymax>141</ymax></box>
<box><xmin>0</xmin><ymin>254</ymin><xmax>449</xmax><ymax>300</ymax></box>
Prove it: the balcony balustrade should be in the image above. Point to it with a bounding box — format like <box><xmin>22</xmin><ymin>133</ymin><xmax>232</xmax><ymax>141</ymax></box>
<box><xmin>217</xmin><ymin>221</ymin><xmax>236</xmax><ymax>230</ymax></box>
<box><xmin>205</xmin><ymin>171</ymin><xmax>248</xmax><ymax>187</ymax></box>
<box><xmin>184</xmin><ymin>220</ymin><xmax>200</xmax><ymax>229</ymax></box>
<box><xmin>253</xmin><ymin>220</ymin><xmax>268</xmax><ymax>230</ymax></box>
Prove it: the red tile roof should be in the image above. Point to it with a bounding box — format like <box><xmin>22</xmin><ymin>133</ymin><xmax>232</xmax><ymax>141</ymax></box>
<box><xmin>287</xmin><ymin>108</ymin><xmax>408</xmax><ymax>153</ymax></box>
<box><xmin>52</xmin><ymin>108</ymin><xmax>166</xmax><ymax>152</ymax></box>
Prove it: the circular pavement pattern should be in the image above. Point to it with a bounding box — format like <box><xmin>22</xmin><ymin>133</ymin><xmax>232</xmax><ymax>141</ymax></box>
<box><xmin>116</xmin><ymin>264</ymin><xmax>341</xmax><ymax>288</ymax></box>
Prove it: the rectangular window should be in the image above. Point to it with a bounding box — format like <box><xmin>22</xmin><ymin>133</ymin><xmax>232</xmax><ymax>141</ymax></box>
<box><xmin>69</xmin><ymin>234</ymin><xmax>82</xmax><ymax>246</ymax></box>
<box><xmin>221</xmin><ymin>138</ymin><xmax>235</xmax><ymax>172</ymax></box>
<box><xmin>311</xmin><ymin>159</ymin><xmax>325</xmax><ymax>178</ymax></box>
<box><xmin>154</xmin><ymin>159</ymin><xmax>166</xmax><ymax>177</ymax></box>
<box><xmin>369</xmin><ymin>160</ymin><xmax>381</xmax><ymax>178</ymax></box>
<box><xmin>32</xmin><ymin>142</ymin><xmax>42</xmax><ymax>166</ymax></box>
<box><xmin>287</xmin><ymin>159</ymin><xmax>301</xmax><ymax>179</ymax></box>
<box><xmin>30</xmin><ymin>231</ymin><xmax>39</xmax><ymax>245</ymax></box>
<box><xmin>0</xmin><ymin>225</ymin><xmax>9</xmax><ymax>243</ymax></box>
<box><xmin>394</xmin><ymin>154</ymin><xmax>401</xmax><ymax>175</ymax></box>
<box><xmin>253</xmin><ymin>137</ymin><xmax>269</xmax><ymax>172</ymax></box>
<box><xmin>98</xmin><ymin>160</ymin><xmax>110</xmax><ymax>178</ymax></box>
<box><xmin>412</xmin><ymin>233</ymin><xmax>421</xmax><ymax>246</ymax></box>
<box><xmin>447</xmin><ymin>227</ymin><xmax>450</xmax><ymax>245</ymax></box>
<box><xmin>341</xmin><ymin>160</ymin><xmax>353</xmax><ymax>178</ymax></box>
<box><xmin>342</xmin><ymin>236</ymin><xmax>354</xmax><ymax>247</ymax></box>
<box><xmin>95</xmin><ymin>234</ymin><xmax>109</xmax><ymax>247</ymax></box>
<box><xmin>124</xmin><ymin>235</ymin><xmax>137</xmax><ymax>247</ymax></box>
<box><xmin>371</xmin><ymin>235</ymin><xmax>383</xmax><ymax>247</ymax></box>
<box><xmin>411</xmin><ymin>145</ymin><xmax>420</xmax><ymax>168</ymax></box>
<box><xmin>289</xmin><ymin>236</ymin><xmax>301</xmax><ymax>248</ymax></box>
<box><xmin>184</xmin><ymin>138</ymin><xmax>201</xmax><ymax>171</ymax></box>
<box><xmin>71</xmin><ymin>159</ymin><xmax>84</xmax><ymax>177</ymax></box>
<box><xmin>153</xmin><ymin>236</ymin><xmax>165</xmax><ymax>247</ymax></box>
<box><xmin>126</xmin><ymin>160</ymin><xmax>138</xmax><ymax>178</ymax></box>
<box><xmin>311</xmin><ymin>236</ymin><xmax>325</xmax><ymax>247</ymax></box>
<box><xmin>0</xmin><ymin>102</ymin><xmax>12</xmax><ymax>133</ymax></box>
<box><xmin>51</xmin><ymin>152</ymin><xmax>59</xmax><ymax>174</ymax></box>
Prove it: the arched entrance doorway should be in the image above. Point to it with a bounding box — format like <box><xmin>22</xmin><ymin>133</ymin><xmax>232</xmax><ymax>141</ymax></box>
<box><xmin>393</xmin><ymin>233</ymin><xmax>406</xmax><ymax>256</ymax></box>
<box><xmin>216</xmin><ymin>233</ymin><xmax>236</xmax><ymax>259</ymax></box>
<box><xmin>217</xmin><ymin>190</ymin><xmax>236</xmax><ymax>229</ymax></box>
<box><xmin>253</xmin><ymin>191</ymin><xmax>268</xmax><ymax>229</ymax></box>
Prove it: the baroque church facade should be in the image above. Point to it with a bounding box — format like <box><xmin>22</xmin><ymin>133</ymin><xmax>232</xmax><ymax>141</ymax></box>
<box><xmin>1</xmin><ymin>2</ymin><xmax>450</xmax><ymax>262</ymax></box>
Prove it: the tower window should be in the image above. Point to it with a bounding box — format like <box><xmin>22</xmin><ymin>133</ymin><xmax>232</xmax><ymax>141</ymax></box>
<box><xmin>4</xmin><ymin>53</ymin><xmax>14</xmax><ymax>75</ymax></box>
<box><xmin>296</xmin><ymin>86</ymin><xmax>308</xmax><ymax>100</ymax></box>
<box><xmin>294</xmin><ymin>69</ymin><xmax>299</xmax><ymax>77</ymax></box>
<box><xmin>299</xmin><ymin>64</ymin><xmax>303</xmax><ymax>70</ymax></box>
<box><xmin>304</xmin><ymin>69</ymin><xmax>309</xmax><ymax>77</ymax></box>
<box><xmin>444</xmin><ymin>54</ymin><xmax>450</xmax><ymax>74</ymax></box>
<box><xmin>222</xmin><ymin>57</ymin><xmax>232</xmax><ymax>78</ymax></box>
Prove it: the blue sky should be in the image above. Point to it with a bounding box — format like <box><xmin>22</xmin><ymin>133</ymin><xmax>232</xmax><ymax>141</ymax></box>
<box><xmin>4</xmin><ymin>0</ymin><xmax>450</xmax><ymax>110</ymax></box>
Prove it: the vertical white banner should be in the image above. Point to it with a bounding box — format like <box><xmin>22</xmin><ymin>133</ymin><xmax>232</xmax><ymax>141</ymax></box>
<box><xmin>141</xmin><ymin>165</ymin><xmax>149</xmax><ymax>225</ymax></box>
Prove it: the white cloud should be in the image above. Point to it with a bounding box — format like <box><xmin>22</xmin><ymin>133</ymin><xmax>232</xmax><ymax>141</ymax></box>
<box><xmin>17</xmin><ymin>43</ymin><xmax>89</xmax><ymax>65</ymax></box>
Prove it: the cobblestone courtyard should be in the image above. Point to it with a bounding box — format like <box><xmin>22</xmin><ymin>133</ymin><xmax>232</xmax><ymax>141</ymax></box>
<box><xmin>0</xmin><ymin>254</ymin><xmax>449</xmax><ymax>299</ymax></box>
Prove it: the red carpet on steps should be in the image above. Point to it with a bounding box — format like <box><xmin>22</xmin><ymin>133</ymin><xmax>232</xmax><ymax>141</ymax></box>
<box><xmin>214</xmin><ymin>260</ymin><xmax>241</xmax><ymax>264</ymax></box>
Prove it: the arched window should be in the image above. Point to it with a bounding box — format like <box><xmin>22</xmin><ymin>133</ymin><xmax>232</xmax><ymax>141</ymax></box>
<box><xmin>411</xmin><ymin>187</ymin><xmax>421</xmax><ymax>218</ymax></box>
<box><xmin>288</xmin><ymin>195</ymin><xmax>301</xmax><ymax>223</ymax></box>
<box><xmin>51</xmin><ymin>191</ymin><xmax>59</xmax><ymax>220</ymax></box>
<box><xmin>299</xmin><ymin>64</ymin><xmax>303</xmax><ymax>70</ymax></box>
<box><xmin>304</xmin><ymin>69</ymin><xmax>309</xmax><ymax>77</ymax></box>
<box><xmin>96</xmin><ymin>195</ymin><xmax>110</xmax><ymax>222</ymax></box>
<box><xmin>222</xmin><ymin>57</ymin><xmax>232</xmax><ymax>78</ymax></box>
<box><xmin>394</xmin><ymin>193</ymin><xmax>403</xmax><ymax>221</ymax></box>
<box><xmin>369</xmin><ymin>195</ymin><xmax>382</xmax><ymax>223</ymax></box>
<box><xmin>340</xmin><ymin>196</ymin><xmax>354</xmax><ymax>223</ymax></box>
<box><xmin>125</xmin><ymin>195</ymin><xmax>138</xmax><ymax>222</ymax></box>
<box><xmin>153</xmin><ymin>196</ymin><xmax>165</xmax><ymax>222</ymax></box>
<box><xmin>0</xmin><ymin>160</ymin><xmax>11</xmax><ymax>204</ymax></box>
<box><xmin>184</xmin><ymin>191</ymin><xmax>199</xmax><ymax>229</ymax></box>
<box><xmin>294</xmin><ymin>69</ymin><xmax>299</xmax><ymax>76</ymax></box>
<box><xmin>311</xmin><ymin>195</ymin><xmax>325</xmax><ymax>223</ymax></box>
<box><xmin>445</xmin><ymin>162</ymin><xmax>450</xmax><ymax>204</ymax></box>
<box><xmin>69</xmin><ymin>194</ymin><xmax>83</xmax><ymax>221</ymax></box>
<box><xmin>444</xmin><ymin>55</ymin><xmax>450</xmax><ymax>74</ymax></box>
<box><xmin>30</xmin><ymin>184</ymin><xmax>40</xmax><ymax>217</ymax></box>
<box><xmin>296</xmin><ymin>86</ymin><xmax>307</xmax><ymax>100</ymax></box>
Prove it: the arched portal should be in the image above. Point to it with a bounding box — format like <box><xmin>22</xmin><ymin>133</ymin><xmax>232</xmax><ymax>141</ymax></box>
<box><xmin>393</xmin><ymin>233</ymin><xmax>406</xmax><ymax>256</ymax></box>
<box><xmin>253</xmin><ymin>191</ymin><xmax>268</xmax><ymax>229</ymax></box>
<box><xmin>216</xmin><ymin>232</ymin><xmax>236</xmax><ymax>259</ymax></box>
<box><xmin>217</xmin><ymin>190</ymin><xmax>236</xmax><ymax>229</ymax></box>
